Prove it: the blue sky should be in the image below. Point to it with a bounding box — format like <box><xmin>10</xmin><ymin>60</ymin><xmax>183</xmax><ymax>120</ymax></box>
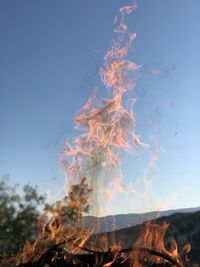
<box><xmin>0</xmin><ymin>0</ymin><xmax>200</xmax><ymax>214</ymax></box>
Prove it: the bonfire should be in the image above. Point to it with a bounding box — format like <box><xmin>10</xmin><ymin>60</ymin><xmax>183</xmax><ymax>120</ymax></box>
<box><xmin>0</xmin><ymin>2</ymin><xmax>196</xmax><ymax>267</ymax></box>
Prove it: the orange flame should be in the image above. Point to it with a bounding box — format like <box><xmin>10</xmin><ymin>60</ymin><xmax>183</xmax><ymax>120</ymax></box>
<box><xmin>61</xmin><ymin>1</ymin><xmax>148</xmax><ymax>217</ymax></box>
<box><xmin>3</xmin><ymin>3</ymin><xmax>192</xmax><ymax>267</ymax></box>
<box><xmin>129</xmin><ymin>222</ymin><xmax>188</xmax><ymax>267</ymax></box>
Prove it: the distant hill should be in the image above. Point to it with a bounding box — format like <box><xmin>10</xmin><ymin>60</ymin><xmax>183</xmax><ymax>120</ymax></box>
<box><xmin>79</xmin><ymin>207</ymin><xmax>200</xmax><ymax>233</ymax></box>
<box><xmin>87</xmin><ymin>210</ymin><xmax>200</xmax><ymax>264</ymax></box>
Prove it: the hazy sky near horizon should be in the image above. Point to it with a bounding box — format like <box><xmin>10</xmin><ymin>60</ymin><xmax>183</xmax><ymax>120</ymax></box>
<box><xmin>0</xmin><ymin>0</ymin><xmax>200</xmax><ymax>215</ymax></box>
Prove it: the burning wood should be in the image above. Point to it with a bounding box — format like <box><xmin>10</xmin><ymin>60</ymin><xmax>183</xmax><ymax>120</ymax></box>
<box><xmin>2</xmin><ymin>238</ymin><xmax>192</xmax><ymax>267</ymax></box>
<box><xmin>0</xmin><ymin>183</ymin><xmax>194</xmax><ymax>267</ymax></box>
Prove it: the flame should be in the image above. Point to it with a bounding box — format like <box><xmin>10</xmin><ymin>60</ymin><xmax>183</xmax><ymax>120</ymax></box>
<box><xmin>61</xmin><ymin>1</ymin><xmax>148</xmax><ymax>217</ymax></box>
<box><xmin>15</xmin><ymin>217</ymin><xmax>92</xmax><ymax>265</ymax></box>
<box><xmin>129</xmin><ymin>222</ymin><xmax>185</xmax><ymax>267</ymax></box>
<box><xmin>2</xmin><ymin>3</ymin><xmax>192</xmax><ymax>267</ymax></box>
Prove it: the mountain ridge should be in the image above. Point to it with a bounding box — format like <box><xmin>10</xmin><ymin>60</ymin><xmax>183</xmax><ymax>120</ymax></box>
<box><xmin>87</xmin><ymin>210</ymin><xmax>200</xmax><ymax>263</ymax></box>
<box><xmin>80</xmin><ymin>206</ymin><xmax>200</xmax><ymax>233</ymax></box>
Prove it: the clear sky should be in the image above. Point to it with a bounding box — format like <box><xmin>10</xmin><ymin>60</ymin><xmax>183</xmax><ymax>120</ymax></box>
<box><xmin>0</xmin><ymin>0</ymin><xmax>200</xmax><ymax>215</ymax></box>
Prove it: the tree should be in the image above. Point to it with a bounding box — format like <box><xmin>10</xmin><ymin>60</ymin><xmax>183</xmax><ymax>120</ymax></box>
<box><xmin>0</xmin><ymin>176</ymin><xmax>46</xmax><ymax>259</ymax></box>
<box><xmin>0</xmin><ymin>176</ymin><xmax>92</xmax><ymax>264</ymax></box>
<box><xmin>14</xmin><ymin>177</ymin><xmax>92</xmax><ymax>266</ymax></box>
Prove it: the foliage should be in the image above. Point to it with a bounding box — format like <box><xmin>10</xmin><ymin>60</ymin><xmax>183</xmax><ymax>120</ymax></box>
<box><xmin>52</xmin><ymin>177</ymin><xmax>92</xmax><ymax>223</ymax></box>
<box><xmin>0</xmin><ymin>176</ymin><xmax>92</xmax><ymax>262</ymax></box>
<box><xmin>0</xmin><ymin>177</ymin><xmax>46</xmax><ymax>258</ymax></box>
<box><xmin>5</xmin><ymin>177</ymin><xmax>92</xmax><ymax>266</ymax></box>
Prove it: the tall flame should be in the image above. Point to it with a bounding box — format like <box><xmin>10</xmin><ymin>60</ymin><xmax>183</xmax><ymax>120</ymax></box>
<box><xmin>61</xmin><ymin>1</ymin><xmax>148</xmax><ymax>216</ymax></box>
<box><xmin>1</xmin><ymin>3</ymin><xmax>193</xmax><ymax>267</ymax></box>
